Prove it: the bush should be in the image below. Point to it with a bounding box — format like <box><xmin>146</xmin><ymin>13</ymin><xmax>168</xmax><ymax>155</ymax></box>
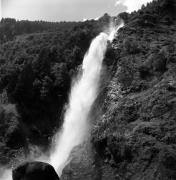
<box><xmin>123</xmin><ymin>38</ymin><xmax>140</xmax><ymax>54</ymax></box>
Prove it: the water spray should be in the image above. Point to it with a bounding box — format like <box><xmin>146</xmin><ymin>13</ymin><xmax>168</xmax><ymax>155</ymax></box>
<box><xmin>49</xmin><ymin>21</ymin><xmax>124</xmax><ymax>176</ymax></box>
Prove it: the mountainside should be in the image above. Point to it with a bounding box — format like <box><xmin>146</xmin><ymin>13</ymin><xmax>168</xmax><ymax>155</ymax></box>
<box><xmin>0</xmin><ymin>15</ymin><xmax>111</xmax><ymax>166</ymax></box>
<box><xmin>0</xmin><ymin>0</ymin><xmax>176</xmax><ymax>179</ymax></box>
<box><xmin>91</xmin><ymin>0</ymin><xmax>176</xmax><ymax>179</ymax></box>
<box><xmin>61</xmin><ymin>0</ymin><xmax>176</xmax><ymax>179</ymax></box>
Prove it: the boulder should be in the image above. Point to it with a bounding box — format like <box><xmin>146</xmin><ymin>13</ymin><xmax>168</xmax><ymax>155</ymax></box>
<box><xmin>12</xmin><ymin>161</ymin><xmax>60</xmax><ymax>180</ymax></box>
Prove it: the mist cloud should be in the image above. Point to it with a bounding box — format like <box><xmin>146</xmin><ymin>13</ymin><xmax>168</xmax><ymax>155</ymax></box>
<box><xmin>115</xmin><ymin>0</ymin><xmax>153</xmax><ymax>13</ymax></box>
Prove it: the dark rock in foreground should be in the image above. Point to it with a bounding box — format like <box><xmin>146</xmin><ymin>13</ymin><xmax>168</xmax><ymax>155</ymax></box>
<box><xmin>12</xmin><ymin>161</ymin><xmax>60</xmax><ymax>180</ymax></box>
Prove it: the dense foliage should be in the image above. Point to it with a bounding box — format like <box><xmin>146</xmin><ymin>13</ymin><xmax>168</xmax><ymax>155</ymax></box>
<box><xmin>0</xmin><ymin>18</ymin><xmax>79</xmax><ymax>43</ymax></box>
<box><xmin>1</xmin><ymin>1</ymin><xmax>176</xmax><ymax>179</ymax></box>
<box><xmin>90</xmin><ymin>0</ymin><xmax>176</xmax><ymax>180</ymax></box>
<box><xmin>0</xmin><ymin>14</ymin><xmax>112</xmax><ymax>165</ymax></box>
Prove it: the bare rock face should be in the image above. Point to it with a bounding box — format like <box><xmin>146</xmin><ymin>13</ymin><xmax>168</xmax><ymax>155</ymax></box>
<box><xmin>12</xmin><ymin>161</ymin><xmax>60</xmax><ymax>180</ymax></box>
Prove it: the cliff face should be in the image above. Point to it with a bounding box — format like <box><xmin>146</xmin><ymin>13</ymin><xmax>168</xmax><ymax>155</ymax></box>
<box><xmin>91</xmin><ymin>0</ymin><xmax>176</xmax><ymax>179</ymax></box>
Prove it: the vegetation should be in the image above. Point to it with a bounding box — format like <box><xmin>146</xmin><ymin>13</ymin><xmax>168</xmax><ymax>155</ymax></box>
<box><xmin>91</xmin><ymin>0</ymin><xmax>176</xmax><ymax>180</ymax></box>
<box><xmin>0</xmin><ymin>14</ymin><xmax>111</xmax><ymax>164</ymax></box>
<box><xmin>1</xmin><ymin>0</ymin><xmax>176</xmax><ymax>179</ymax></box>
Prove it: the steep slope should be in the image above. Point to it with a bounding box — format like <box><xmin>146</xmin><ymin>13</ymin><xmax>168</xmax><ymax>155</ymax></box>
<box><xmin>92</xmin><ymin>0</ymin><xmax>176</xmax><ymax>179</ymax></box>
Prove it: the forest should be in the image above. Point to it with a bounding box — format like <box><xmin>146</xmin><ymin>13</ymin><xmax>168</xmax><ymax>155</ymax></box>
<box><xmin>0</xmin><ymin>13</ymin><xmax>112</xmax><ymax>165</ymax></box>
<box><xmin>0</xmin><ymin>0</ymin><xmax>176</xmax><ymax>179</ymax></box>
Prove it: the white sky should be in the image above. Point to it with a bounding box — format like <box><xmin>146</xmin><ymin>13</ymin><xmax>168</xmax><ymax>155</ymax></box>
<box><xmin>1</xmin><ymin>0</ymin><xmax>153</xmax><ymax>21</ymax></box>
<box><xmin>0</xmin><ymin>0</ymin><xmax>2</xmax><ymax>19</ymax></box>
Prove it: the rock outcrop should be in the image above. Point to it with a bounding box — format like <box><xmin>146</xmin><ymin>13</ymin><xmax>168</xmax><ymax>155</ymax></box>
<box><xmin>12</xmin><ymin>161</ymin><xmax>60</xmax><ymax>180</ymax></box>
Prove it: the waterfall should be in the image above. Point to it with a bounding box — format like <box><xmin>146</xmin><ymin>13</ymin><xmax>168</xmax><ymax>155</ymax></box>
<box><xmin>49</xmin><ymin>21</ymin><xmax>124</xmax><ymax>176</ymax></box>
<box><xmin>0</xmin><ymin>21</ymin><xmax>124</xmax><ymax>180</ymax></box>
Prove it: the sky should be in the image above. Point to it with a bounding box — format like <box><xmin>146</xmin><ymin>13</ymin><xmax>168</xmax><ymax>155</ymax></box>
<box><xmin>1</xmin><ymin>0</ymin><xmax>153</xmax><ymax>22</ymax></box>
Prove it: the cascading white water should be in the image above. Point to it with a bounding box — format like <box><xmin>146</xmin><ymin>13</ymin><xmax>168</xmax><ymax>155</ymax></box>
<box><xmin>49</xmin><ymin>21</ymin><xmax>124</xmax><ymax>176</ymax></box>
<box><xmin>1</xmin><ymin>32</ymin><xmax>109</xmax><ymax>179</ymax></box>
<box><xmin>50</xmin><ymin>32</ymin><xmax>108</xmax><ymax>176</ymax></box>
<box><xmin>1</xmin><ymin>21</ymin><xmax>124</xmax><ymax>180</ymax></box>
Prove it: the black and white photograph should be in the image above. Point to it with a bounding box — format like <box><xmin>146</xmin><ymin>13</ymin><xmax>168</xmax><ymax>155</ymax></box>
<box><xmin>0</xmin><ymin>0</ymin><xmax>176</xmax><ymax>179</ymax></box>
